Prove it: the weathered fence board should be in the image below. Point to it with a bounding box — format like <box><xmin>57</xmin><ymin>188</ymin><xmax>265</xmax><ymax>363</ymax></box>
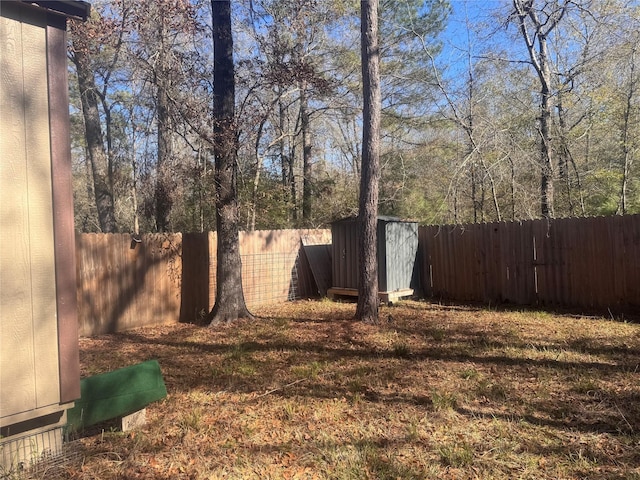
<box><xmin>76</xmin><ymin>233</ymin><xmax>183</xmax><ymax>336</ymax></box>
<box><xmin>76</xmin><ymin>229</ymin><xmax>330</xmax><ymax>336</ymax></box>
<box><xmin>420</xmin><ymin>214</ymin><xmax>640</xmax><ymax>314</ymax></box>
<box><xmin>77</xmin><ymin>216</ymin><xmax>640</xmax><ymax>337</ymax></box>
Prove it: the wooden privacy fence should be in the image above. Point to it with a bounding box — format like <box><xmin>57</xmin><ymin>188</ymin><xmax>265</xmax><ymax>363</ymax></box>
<box><xmin>419</xmin><ymin>214</ymin><xmax>640</xmax><ymax>313</ymax></box>
<box><xmin>76</xmin><ymin>216</ymin><xmax>640</xmax><ymax>336</ymax></box>
<box><xmin>76</xmin><ymin>229</ymin><xmax>330</xmax><ymax>336</ymax></box>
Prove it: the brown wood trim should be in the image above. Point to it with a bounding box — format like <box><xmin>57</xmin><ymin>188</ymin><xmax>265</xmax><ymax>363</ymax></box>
<box><xmin>47</xmin><ymin>23</ymin><xmax>81</xmax><ymax>403</ymax></box>
<box><xmin>29</xmin><ymin>1</ymin><xmax>90</xmax><ymax>21</ymax></box>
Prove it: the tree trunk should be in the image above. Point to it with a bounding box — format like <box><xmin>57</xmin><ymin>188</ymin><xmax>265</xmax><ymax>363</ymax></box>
<box><xmin>279</xmin><ymin>96</ymin><xmax>288</xmax><ymax>188</ymax></box>
<box><xmin>72</xmin><ymin>47</ymin><xmax>117</xmax><ymax>233</ymax></box>
<box><xmin>301</xmin><ymin>85</ymin><xmax>312</xmax><ymax>223</ymax></box>
<box><xmin>250</xmin><ymin>117</ymin><xmax>268</xmax><ymax>231</ymax></box>
<box><xmin>130</xmin><ymin>106</ymin><xmax>140</xmax><ymax>235</ymax></box>
<box><xmin>539</xmin><ymin>54</ymin><xmax>555</xmax><ymax>219</ymax></box>
<box><xmin>508</xmin><ymin>155</ymin><xmax>516</xmax><ymax>220</ymax></box>
<box><xmin>513</xmin><ymin>0</ymin><xmax>561</xmax><ymax>219</ymax></box>
<box><xmin>208</xmin><ymin>0</ymin><xmax>252</xmax><ymax>325</ymax></box>
<box><xmin>290</xmin><ymin>144</ymin><xmax>298</xmax><ymax>223</ymax></box>
<box><xmin>276</xmin><ymin>95</ymin><xmax>296</xmax><ymax>222</ymax></box>
<box><xmin>470</xmin><ymin>159</ymin><xmax>479</xmax><ymax>222</ymax></box>
<box><xmin>619</xmin><ymin>45</ymin><xmax>637</xmax><ymax>215</ymax></box>
<box><xmin>355</xmin><ymin>0</ymin><xmax>381</xmax><ymax>323</ymax></box>
<box><xmin>556</xmin><ymin>90</ymin><xmax>574</xmax><ymax>215</ymax></box>
<box><xmin>465</xmin><ymin>54</ymin><xmax>480</xmax><ymax>223</ymax></box>
<box><xmin>156</xmin><ymin>79</ymin><xmax>173</xmax><ymax>232</ymax></box>
<box><xmin>155</xmin><ymin>16</ymin><xmax>173</xmax><ymax>232</ymax></box>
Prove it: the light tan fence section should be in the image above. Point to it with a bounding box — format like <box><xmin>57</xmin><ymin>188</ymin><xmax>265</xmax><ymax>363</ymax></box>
<box><xmin>420</xmin><ymin>215</ymin><xmax>640</xmax><ymax>313</ymax></box>
<box><xmin>237</xmin><ymin>229</ymin><xmax>330</xmax><ymax>309</ymax></box>
<box><xmin>76</xmin><ymin>229</ymin><xmax>331</xmax><ymax>336</ymax></box>
<box><xmin>201</xmin><ymin>229</ymin><xmax>331</xmax><ymax>317</ymax></box>
<box><xmin>76</xmin><ymin>233</ymin><xmax>183</xmax><ymax>336</ymax></box>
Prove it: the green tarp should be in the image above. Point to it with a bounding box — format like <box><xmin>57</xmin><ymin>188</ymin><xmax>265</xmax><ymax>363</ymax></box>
<box><xmin>67</xmin><ymin>360</ymin><xmax>167</xmax><ymax>432</ymax></box>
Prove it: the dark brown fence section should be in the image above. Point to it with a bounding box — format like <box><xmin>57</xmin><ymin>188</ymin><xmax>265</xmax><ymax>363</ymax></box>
<box><xmin>76</xmin><ymin>229</ymin><xmax>331</xmax><ymax>336</ymax></box>
<box><xmin>420</xmin><ymin>214</ymin><xmax>640</xmax><ymax>313</ymax></box>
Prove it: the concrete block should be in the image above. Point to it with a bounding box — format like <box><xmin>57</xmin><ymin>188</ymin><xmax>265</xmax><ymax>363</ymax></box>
<box><xmin>120</xmin><ymin>409</ymin><xmax>146</xmax><ymax>432</ymax></box>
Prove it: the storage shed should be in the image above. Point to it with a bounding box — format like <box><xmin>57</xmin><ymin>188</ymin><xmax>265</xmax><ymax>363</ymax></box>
<box><xmin>328</xmin><ymin>216</ymin><xmax>419</xmax><ymax>303</ymax></box>
<box><xmin>1</xmin><ymin>0</ymin><xmax>89</xmax><ymax>472</ymax></box>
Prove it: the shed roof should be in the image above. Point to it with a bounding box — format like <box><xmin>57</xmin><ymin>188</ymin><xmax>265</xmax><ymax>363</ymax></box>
<box><xmin>332</xmin><ymin>215</ymin><xmax>416</xmax><ymax>224</ymax></box>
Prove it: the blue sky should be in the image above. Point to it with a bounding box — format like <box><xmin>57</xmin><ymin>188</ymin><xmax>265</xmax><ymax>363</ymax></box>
<box><xmin>437</xmin><ymin>0</ymin><xmax>521</xmax><ymax>80</ymax></box>
<box><xmin>442</xmin><ymin>0</ymin><xmax>508</xmax><ymax>54</ymax></box>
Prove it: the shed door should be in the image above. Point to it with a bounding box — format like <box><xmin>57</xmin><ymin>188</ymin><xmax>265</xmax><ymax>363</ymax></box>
<box><xmin>0</xmin><ymin>8</ymin><xmax>61</xmax><ymax>422</ymax></box>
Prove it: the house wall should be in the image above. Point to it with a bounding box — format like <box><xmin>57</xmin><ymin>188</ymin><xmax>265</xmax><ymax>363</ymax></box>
<box><xmin>48</xmin><ymin>8</ymin><xmax>81</xmax><ymax>407</ymax></box>
<box><xmin>0</xmin><ymin>5</ymin><xmax>62</xmax><ymax>429</ymax></box>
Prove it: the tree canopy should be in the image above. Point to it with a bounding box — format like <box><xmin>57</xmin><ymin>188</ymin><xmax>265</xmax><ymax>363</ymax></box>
<box><xmin>68</xmin><ymin>0</ymin><xmax>640</xmax><ymax>233</ymax></box>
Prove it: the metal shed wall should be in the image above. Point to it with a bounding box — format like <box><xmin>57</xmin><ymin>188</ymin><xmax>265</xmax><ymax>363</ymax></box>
<box><xmin>331</xmin><ymin>217</ymin><xmax>418</xmax><ymax>293</ymax></box>
<box><xmin>331</xmin><ymin>219</ymin><xmax>360</xmax><ymax>289</ymax></box>
<box><xmin>378</xmin><ymin>219</ymin><xmax>419</xmax><ymax>292</ymax></box>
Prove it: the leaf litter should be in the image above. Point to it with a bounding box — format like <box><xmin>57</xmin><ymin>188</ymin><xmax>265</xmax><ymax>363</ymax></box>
<box><xmin>53</xmin><ymin>300</ymin><xmax>640</xmax><ymax>479</ymax></box>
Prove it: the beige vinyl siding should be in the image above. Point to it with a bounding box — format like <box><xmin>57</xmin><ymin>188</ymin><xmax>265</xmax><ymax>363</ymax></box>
<box><xmin>0</xmin><ymin>8</ymin><xmax>60</xmax><ymax>422</ymax></box>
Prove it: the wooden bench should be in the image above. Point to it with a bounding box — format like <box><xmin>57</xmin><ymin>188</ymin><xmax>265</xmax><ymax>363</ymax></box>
<box><xmin>327</xmin><ymin>287</ymin><xmax>414</xmax><ymax>305</ymax></box>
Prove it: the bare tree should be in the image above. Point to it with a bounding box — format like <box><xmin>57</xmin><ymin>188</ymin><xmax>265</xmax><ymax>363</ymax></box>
<box><xmin>208</xmin><ymin>0</ymin><xmax>252</xmax><ymax>324</ymax></box>
<box><xmin>155</xmin><ymin>10</ymin><xmax>173</xmax><ymax>232</ymax></box>
<box><xmin>511</xmin><ymin>0</ymin><xmax>571</xmax><ymax>219</ymax></box>
<box><xmin>420</xmin><ymin>2</ymin><xmax>501</xmax><ymax>223</ymax></box>
<box><xmin>129</xmin><ymin>0</ymin><xmax>202</xmax><ymax>232</ymax></box>
<box><xmin>356</xmin><ymin>0</ymin><xmax>381</xmax><ymax>323</ymax></box>
<box><xmin>70</xmin><ymin>15</ymin><xmax>119</xmax><ymax>233</ymax></box>
<box><xmin>618</xmin><ymin>42</ymin><xmax>638</xmax><ymax>214</ymax></box>
<box><xmin>300</xmin><ymin>84</ymin><xmax>313</xmax><ymax>222</ymax></box>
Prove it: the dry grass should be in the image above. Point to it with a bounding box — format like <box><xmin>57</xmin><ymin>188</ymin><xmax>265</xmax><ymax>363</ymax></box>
<box><xmin>52</xmin><ymin>300</ymin><xmax>640</xmax><ymax>478</ymax></box>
